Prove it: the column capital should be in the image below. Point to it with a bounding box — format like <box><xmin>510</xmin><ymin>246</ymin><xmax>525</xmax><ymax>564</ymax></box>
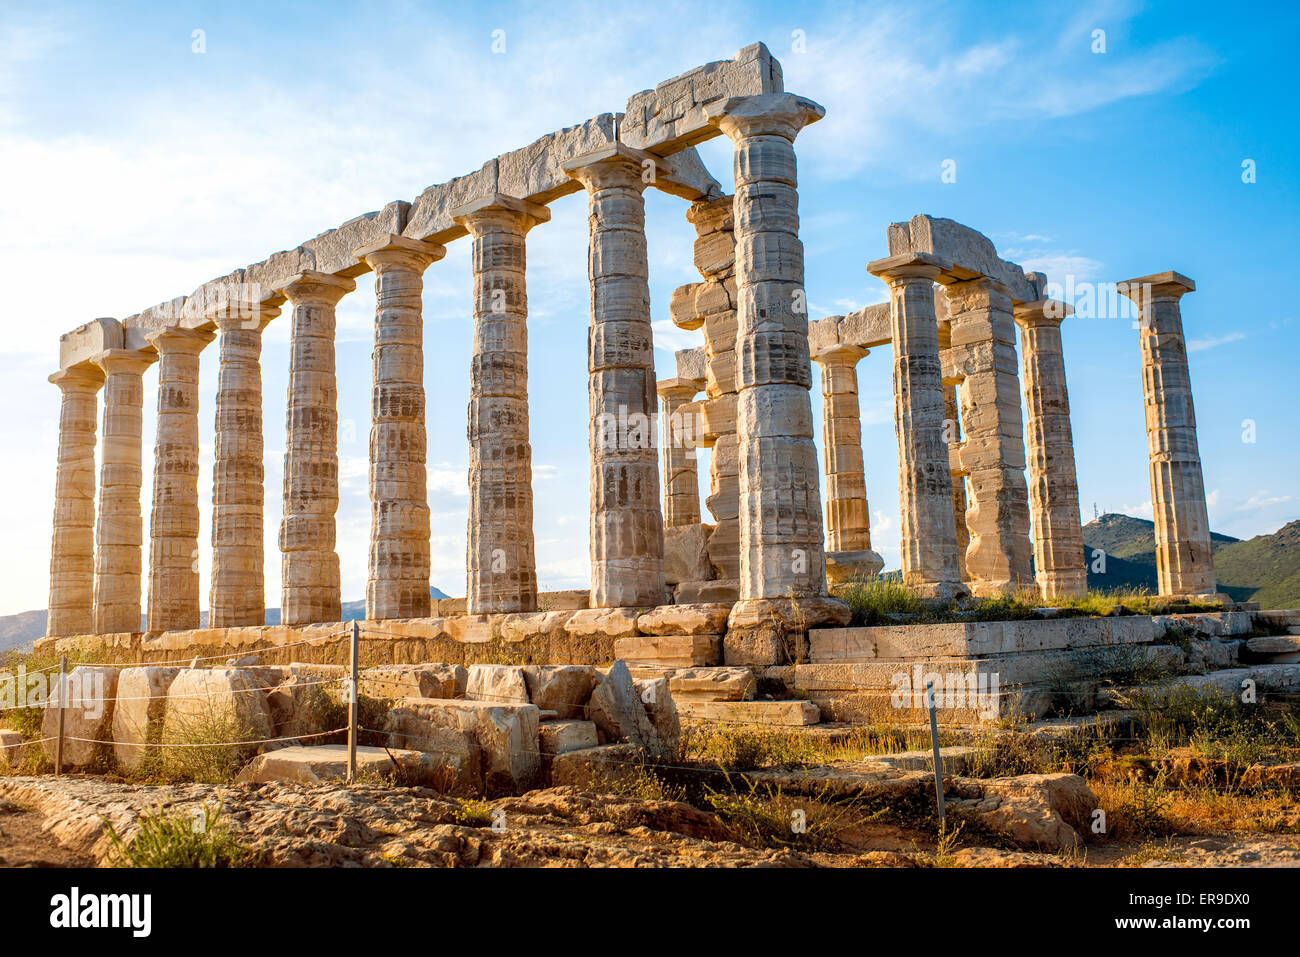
<box><xmin>276</xmin><ymin>270</ymin><xmax>357</xmax><ymax>306</ymax></box>
<box><xmin>813</xmin><ymin>343</ymin><xmax>868</xmax><ymax>367</ymax></box>
<box><xmin>91</xmin><ymin>348</ymin><xmax>155</xmax><ymax>376</ymax></box>
<box><xmin>212</xmin><ymin>299</ymin><xmax>281</xmax><ymax>333</ymax></box>
<box><xmin>49</xmin><ymin>364</ymin><xmax>104</xmax><ymax>392</ymax></box>
<box><xmin>356</xmin><ymin>233</ymin><xmax>447</xmax><ymax>272</ymax></box>
<box><xmin>1118</xmin><ymin>270</ymin><xmax>1195</xmax><ymax>306</ymax></box>
<box><xmin>1013</xmin><ymin>298</ymin><xmax>1073</xmax><ymax>326</ymax></box>
<box><xmin>656</xmin><ymin>377</ymin><xmax>704</xmax><ymax>401</ymax></box>
<box><xmin>563</xmin><ymin>144</ymin><xmax>661</xmax><ymax>192</ymax></box>
<box><xmin>146</xmin><ymin>326</ymin><xmax>215</xmax><ymax>356</ymax></box>
<box><xmin>867</xmin><ymin>252</ymin><xmax>951</xmax><ymax>284</ymax></box>
<box><xmin>451</xmin><ymin>193</ymin><xmax>550</xmax><ymax>234</ymax></box>
<box><xmin>705</xmin><ymin>92</ymin><xmax>826</xmax><ymax>142</ymax></box>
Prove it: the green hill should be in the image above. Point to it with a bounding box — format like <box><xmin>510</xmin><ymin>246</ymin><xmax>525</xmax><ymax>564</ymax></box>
<box><xmin>1083</xmin><ymin>513</ymin><xmax>1300</xmax><ymax>608</ymax></box>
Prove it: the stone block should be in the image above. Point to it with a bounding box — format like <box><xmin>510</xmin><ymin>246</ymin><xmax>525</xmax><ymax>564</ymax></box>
<box><xmin>548</xmin><ymin>743</ymin><xmax>646</xmax><ymax>790</ymax></box>
<box><xmin>0</xmin><ymin>729</ymin><xmax>25</xmax><ymax>769</ymax></box>
<box><xmin>637</xmin><ymin>602</ymin><xmax>731</xmax><ymax>636</ymax></box>
<box><xmin>614</xmin><ymin>634</ymin><xmax>722</xmax><ymax>667</ymax></box>
<box><xmin>360</xmin><ymin>663</ymin><xmax>466</xmax><ymax>701</ymax></box>
<box><xmin>566</xmin><ymin>607</ymin><xmax>642</xmax><ymax>639</ymax></box>
<box><xmin>111</xmin><ymin>666</ymin><xmax>180</xmax><ymax>771</ymax></box>
<box><xmin>633</xmin><ymin>675</ymin><xmax>681</xmax><ymax>751</ymax></box>
<box><xmin>674</xmin><ymin>579</ymin><xmax>740</xmax><ymax>604</ymax></box>
<box><xmin>669</xmin><ymin>667</ymin><xmax>757</xmax><ymax>702</ymax></box>
<box><xmin>588</xmin><ymin>660</ymin><xmax>663</xmax><ymax>754</ymax></box>
<box><xmin>403</xmin><ymin>160</ymin><xmax>499</xmax><ymax>244</ymax></box>
<box><xmin>663</xmin><ymin>524</ymin><xmax>713</xmax><ymax>585</ymax></box>
<box><xmin>538</xmin><ymin>719</ymin><xmax>599</xmax><ymax>755</ymax></box>
<box><xmin>41</xmin><ymin>666</ymin><xmax>120</xmax><ymax>768</ymax></box>
<box><xmin>677</xmin><ymin>699</ymin><xmax>819</xmax><ymax>727</ymax></box>
<box><xmin>466</xmin><ymin>664</ymin><xmax>530</xmax><ymax>704</ymax></box>
<box><xmin>497</xmin><ymin>114</ymin><xmax>617</xmax><ymax>204</ymax></box>
<box><xmin>383</xmin><ymin>697</ymin><xmax>540</xmax><ymax>795</ymax></box>
<box><xmin>160</xmin><ymin>668</ymin><xmax>273</xmax><ymax>749</ymax></box>
<box><xmin>234</xmin><ymin>744</ymin><xmax>435</xmax><ymax>785</ymax></box>
<box><xmin>521</xmin><ymin>665</ymin><xmax>600</xmax><ymax>719</ymax></box>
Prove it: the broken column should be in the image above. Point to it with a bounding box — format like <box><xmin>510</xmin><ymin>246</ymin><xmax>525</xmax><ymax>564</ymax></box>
<box><xmin>453</xmin><ymin>195</ymin><xmax>547</xmax><ymax>615</ymax></box>
<box><xmin>867</xmin><ymin>253</ymin><xmax>965</xmax><ymax>598</ymax></box>
<box><xmin>1014</xmin><ymin>298</ymin><xmax>1087</xmax><ymax>598</ymax></box>
<box><xmin>706</xmin><ymin>93</ymin><xmax>830</xmax><ymax>609</ymax></box>
<box><xmin>279</xmin><ymin>271</ymin><xmax>355</xmax><ymax>626</ymax></box>
<box><xmin>812</xmin><ymin>344</ymin><xmax>883</xmax><ymax>583</ymax></box>
<box><xmin>146</xmin><ymin>327</ymin><xmax>214</xmax><ymax>632</ymax></box>
<box><xmin>358</xmin><ymin>236</ymin><xmax>446</xmax><ymax>621</ymax></box>
<box><xmin>564</xmin><ymin>146</ymin><xmax>666</xmax><ymax>609</ymax></box>
<box><xmin>47</xmin><ymin>365</ymin><xmax>104</xmax><ymax>637</ymax></box>
<box><xmin>945</xmin><ymin>277</ymin><xmax>1033</xmax><ymax>594</ymax></box>
<box><xmin>91</xmin><ymin>349</ymin><xmax>153</xmax><ymax>634</ymax></box>
<box><xmin>210</xmin><ymin>301</ymin><xmax>277</xmax><ymax>629</ymax></box>
<box><xmin>1119</xmin><ymin>271</ymin><xmax>1216</xmax><ymax>597</ymax></box>
<box><xmin>657</xmin><ymin>377</ymin><xmax>703</xmax><ymax>527</ymax></box>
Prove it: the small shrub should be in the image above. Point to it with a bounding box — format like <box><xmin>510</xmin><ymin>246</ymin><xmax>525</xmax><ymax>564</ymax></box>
<box><xmin>453</xmin><ymin>799</ymin><xmax>496</xmax><ymax>828</ymax></box>
<box><xmin>104</xmin><ymin>803</ymin><xmax>252</xmax><ymax>868</ymax></box>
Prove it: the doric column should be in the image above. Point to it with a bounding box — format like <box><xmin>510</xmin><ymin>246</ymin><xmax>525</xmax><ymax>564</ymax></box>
<box><xmin>209</xmin><ymin>302</ymin><xmax>278</xmax><ymax>629</ymax></box>
<box><xmin>46</xmin><ymin>365</ymin><xmax>104</xmax><ymax>637</ymax></box>
<box><xmin>813</xmin><ymin>344</ymin><xmax>883</xmax><ymax>583</ymax></box>
<box><xmin>945</xmin><ymin>277</ymin><xmax>1033</xmax><ymax>594</ymax></box>
<box><xmin>867</xmin><ymin>254</ymin><xmax>965</xmax><ymax>598</ymax></box>
<box><xmin>146</xmin><ymin>328</ymin><xmax>214</xmax><ymax>632</ymax></box>
<box><xmin>565</xmin><ymin>146</ymin><xmax>666</xmax><ymax>608</ymax></box>
<box><xmin>1119</xmin><ymin>271</ymin><xmax>1216</xmax><ymax>597</ymax></box>
<box><xmin>91</xmin><ymin>350</ymin><xmax>153</xmax><ymax>633</ymax></box>
<box><xmin>706</xmin><ymin>93</ymin><xmax>828</xmax><ymax>604</ymax></box>
<box><xmin>452</xmin><ymin>195</ymin><xmax>548</xmax><ymax>615</ymax></box>
<box><xmin>357</xmin><ymin>235</ymin><xmax>446</xmax><ymax>621</ymax></box>
<box><xmin>657</xmin><ymin>379</ymin><xmax>703</xmax><ymax>527</ymax></box>
<box><xmin>942</xmin><ymin>379</ymin><xmax>970</xmax><ymax>582</ymax></box>
<box><xmin>278</xmin><ymin>271</ymin><xmax>355</xmax><ymax>626</ymax></box>
<box><xmin>1015</xmin><ymin>299</ymin><xmax>1087</xmax><ymax>598</ymax></box>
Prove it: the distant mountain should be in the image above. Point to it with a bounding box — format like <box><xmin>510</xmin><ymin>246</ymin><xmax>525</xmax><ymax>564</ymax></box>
<box><xmin>0</xmin><ymin>586</ymin><xmax>453</xmax><ymax>655</ymax></box>
<box><xmin>1083</xmin><ymin>512</ymin><xmax>1300</xmax><ymax>608</ymax></box>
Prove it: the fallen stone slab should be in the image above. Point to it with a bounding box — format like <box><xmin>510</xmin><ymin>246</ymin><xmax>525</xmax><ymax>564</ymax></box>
<box><xmin>863</xmin><ymin>746</ymin><xmax>979</xmax><ymax>776</ymax></box>
<box><xmin>669</xmin><ymin>667</ymin><xmax>757</xmax><ymax>702</ymax></box>
<box><xmin>41</xmin><ymin>666</ymin><xmax>120</xmax><ymax>768</ymax></box>
<box><xmin>383</xmin><ymin>697</ymin><xmax>540</xmax><ymax>795</ymax></box>
<box><xmin>677</xmin><ymin>699</ymin><xmax>820</xmax><ymax>727</ymax></box>
<box><xmin>1245</xmin><ymin>635</ymin><xmax>1300</xmax><ymax>658</ymax></box>
<box><xmin>614</xmin><ymin>634</ymin><xmax>721</xmax><ymax>667</ymax></box>
<box><xmin>522</xmin><ymin>665</ymin><xmax>599</xmax><ymax>719</ymax></box>
<box><xmin>589</xmin><ymin>660</ymin><xmax>664</xmax><ymax>754</ymax></box>
<box><xmin>633</xmin><ymin>676</ymin><xmax>681</xmax><ymax>752</ymax></box>
<box><xmin>538</xmin><ymin>720</ymin><xmax>599</xmax><ymax>755</ymax></box>
<box><xmin>958</xmin><ymin>773</ymin><xmax>1097</xmax><ymax>851</ymax></box>
<box><xmin>111</xmin><ymin>666</ymin><xmax>180</xmax><ymax>771</ymax></box>
<box><xmin>745</xmin><ymin>763</ymin><xmax>931</xmax><ymax>801</ymax></box>
<box><xmin>466</xmin><ymin>664</ymin><xmax>530</xmax><ymax>704</ymax></box>
<box><xmin>234</xmin><ymin>744</ymin><xmax>436</xmax><ymax>785</ymax></box>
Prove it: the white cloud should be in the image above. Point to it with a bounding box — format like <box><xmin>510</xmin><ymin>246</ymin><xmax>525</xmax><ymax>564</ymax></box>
<box><xmin>1187</xmin><ymin>332</ymin><xmax>1246</xmax><ymax>352</ymax></box>
<box><xmin>1237</xmin><ymin>491</ymin><xmax>1292</xmax><ymax>511</ymax></box>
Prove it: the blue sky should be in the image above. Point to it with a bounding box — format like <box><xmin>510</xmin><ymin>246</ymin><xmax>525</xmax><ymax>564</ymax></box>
<box><xmin>0</xmin><ymin>0</ymin><xmax>1295</xmax><ymax>617</ymax></box>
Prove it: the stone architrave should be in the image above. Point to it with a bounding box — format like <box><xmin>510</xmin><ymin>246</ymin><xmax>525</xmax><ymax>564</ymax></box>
<box><xmin>210</xmin><ymin>302</ymin><xmax>278</xmax><ymax>629</ymax></box>
<box><xmin>452</xmin><ymin>195</ymin><xmax>548</xmax><ymax>615</ymax></box>
<box><xmin>945</xmin><ymin>277</ymin><xmax>1033</xmax><ymax>594</ymax></box>
<box><xmin>278</xmin><ymin>271</ymin><xmax>355</xmax><ymax>626</ymax></box>
<box><xmin>868</xmin><ymin>253</ymin><xmax>965</xmax><ymax>599</ymax></box>
<box><xmin>658</xmin><ymin>379</ymin><xmax>704</xmax><ymax>527</ymax></box>
<box><xmin>357</xmin><ymin>235</ymin><xmax>447</xmax><ymax>621</ymax></box>
<box><xmin>813</xmin><ymin>344</ymin><xmax>883</xmax><ymax>583</ymax></box>
<box><xmin>564</xmin><ymin>146</ymin><xmax>667</xmax><ymax>608</ymax></box>
<box><xmin>146</xmin><ymin>328</ymin><xmax>214</xmax><ymax>632</ymax></box>
<box><xmin>706</xmin><ymin>93</ymin><xmax>829</xmax><ymax>606</ymax></box>
<box><xmin>1118</xmin><ymin>271</ymin><xmax>1216</xmax><ymax>597</ymax></box>
<box><xmin>47</xmin><ymin>366</ymin><xmax>104</xmax><ymax>637</ymax></box>
<box><xmin>91</xmin><ymin>350</ymin><xmax>153</xmax><ymax>634</ymax></box>
<box><xmin>1014</xmin><ymin>299</ymin><xmax>1087</xmax><ymax>598</ymax></box>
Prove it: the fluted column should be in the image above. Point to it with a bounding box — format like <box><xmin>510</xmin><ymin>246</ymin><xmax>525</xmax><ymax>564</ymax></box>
<box><xmin>868</xmin><ymin>254</ymin><xmax>965</xmax><ymax>598</ymax></box>
<box><xmin>814</xmin><ymin>344</ymin><xmax>883</xmax><ymax>583</ymax></box>
<box><xmin>146</xmin><ymin>328</ymin><xmax>213</xmax><ymax>632</ymax></box>
<box><xmin>565</xmin><ymin>146</ymin><xmax>666</xmax><ymax>608</ymax></box>
<box><xmin>1119</xmin><ymin>271</ymin><xmax>1216</xmax><ymax>597</ymax></box>
<box><xmin>278</xmin><ymin>271</ymin><xmax>355</xmax><ymax>626</ymax></box>
<box><xmin>452</xmin><ymin>195</ymin><xmax>548</xmax><ymax>615</ymax></box>
<box><xmin>92</xmin><ymin>350</ymin><xmax>153</xmax><ymax>633</ymax></box>
<box><xmin>209</xmin><ymin>303</ymin><xmax>277</xmax><ymax>629</ymax></box>
<box><xmin>1015</xmin><ymin>299</ymin><xmax>1087</xmax><ymax>598</ymax></box>
<box><xmin>706</xmin><ymin>93</ymin><xmax>828</xmax><ymax>603</ymax></box>
<box><xmin>357</xmin><ymin>235</ymin><xmax>446</xmax><ymax>621</ymax></box>
<box><xmin>47</xmin><ymin>365</ymin><xmax>104</xmax><ymax>637</ymax></box>
<box><xmin>658</xmin><ymin>379</ymin><xmax>702</xmax><ymax>527</ymax></box>
<box><xmin>942</xmin><ymin>379</ymin><xmax>970</xmax><ymax>582</ymax></box>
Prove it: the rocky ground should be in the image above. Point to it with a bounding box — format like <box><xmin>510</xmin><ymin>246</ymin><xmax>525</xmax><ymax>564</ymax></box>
<box><xmin>3</xmin><ymin>773</ymin><xmax>1297</xmax><ymax>868</ymax></box>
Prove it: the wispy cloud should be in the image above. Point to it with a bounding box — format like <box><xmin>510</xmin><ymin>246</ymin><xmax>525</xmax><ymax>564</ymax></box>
<box><xmin>1187</xmin><ymin>331</ymin><xmax>1246</xmax><ymax>352</ymax></box>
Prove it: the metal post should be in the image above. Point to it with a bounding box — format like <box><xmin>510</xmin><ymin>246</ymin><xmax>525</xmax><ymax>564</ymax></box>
<box><xmin>347</xmin><ymin>621</ymin><xmax>359</xmax><ymax>784</ymax></box>
<box><xmin>926</xmin><ymin>679</ymin><xmax>944</xmax><ymax>829</ymax></box>
<box><xmin>54</xmin><ymin>656</ymin><xmax>67</xmax><ymax>777</ymax></box>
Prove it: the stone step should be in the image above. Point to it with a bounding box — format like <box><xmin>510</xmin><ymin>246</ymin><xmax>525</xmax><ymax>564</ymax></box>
<box><xmin>677</xmin><ymin>699</ymin><xmax>820</xmax><ymax>727</ymax></box>
<box><xmin>801</xmin><ymin>688</ymin><xmax>1021</xmax><ymax>725</ymax></box>
<box><xmin>668</xmin><ymin>666</ymin><xmax>756</xmax><ymax>702</ymax></box>
<box><xmin>1245</xmin><ymin>635</ymin><xmax>1300</xmax><ymax>660</ymax></box>
<box><xmin>235</xmin><ymin>744</ymin><xmax>434</xmax><ymax>785</ymax></box>
<box><xmin>613</xmin><ymin>634</ymin><xmax>721</xmax><ymax>667</ymax></box>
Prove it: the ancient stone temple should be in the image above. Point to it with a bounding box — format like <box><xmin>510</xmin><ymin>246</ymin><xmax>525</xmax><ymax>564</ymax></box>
<box><xmin>42</xmin><ymin>43</ymin><xmax>1221</xmax><ymax>670</ymax></box>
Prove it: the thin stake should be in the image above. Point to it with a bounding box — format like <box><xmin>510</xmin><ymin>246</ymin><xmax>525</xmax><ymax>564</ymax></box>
<box><xmin>347</xmin><ymin>620</ymin><xmax>359</xmax><ymax>784</ymax></box>
<box><xmin>54</xmin><ymin>656</ymin><xmax>67</xmax><ymax>777</ymax></box>
<box><xmin>926</xmin><ymin>679</ymin><xmax>944</xmax><ymax>830</ymax></box>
